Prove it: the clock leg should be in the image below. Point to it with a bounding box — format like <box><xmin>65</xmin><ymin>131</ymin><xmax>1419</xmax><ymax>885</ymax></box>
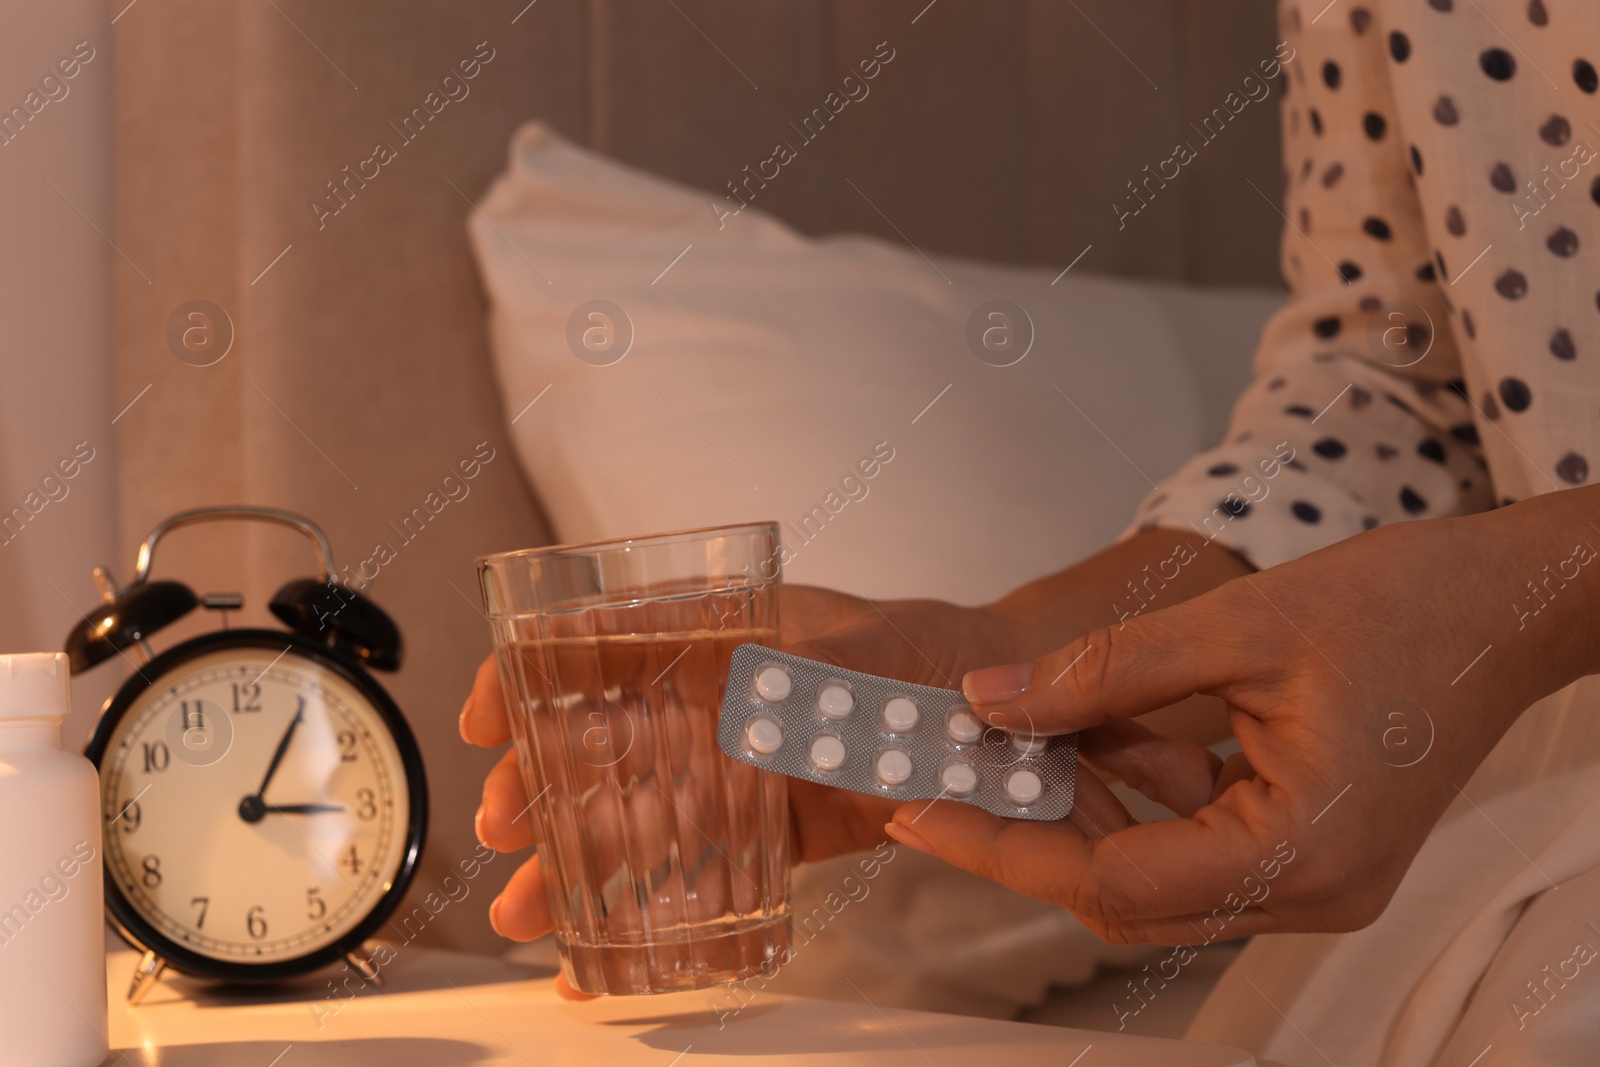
<box><xmin>127</xmin><ymin>950</ymin><xmax>167</xmax><ymax>1005</ymax></box>
<box><xmin>345</xmin><ymin>944</ymin><xmax>384</xmax><ymax>988</ymax></box>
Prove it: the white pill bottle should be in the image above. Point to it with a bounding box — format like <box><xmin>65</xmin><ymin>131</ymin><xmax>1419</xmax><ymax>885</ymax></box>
<box><xmin>0</xmin><ymin>653</ymin><xmax>107</xmax><ymax>1067</ymax></box>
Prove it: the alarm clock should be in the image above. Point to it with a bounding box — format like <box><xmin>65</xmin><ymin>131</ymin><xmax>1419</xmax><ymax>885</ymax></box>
<box><xmin>67</xmin><ymin>506</ymin><xmax>427</xmax><ymax>1003</ymax></box>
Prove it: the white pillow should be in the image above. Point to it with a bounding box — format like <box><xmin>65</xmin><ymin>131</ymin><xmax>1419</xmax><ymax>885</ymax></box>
<box><xmin>469</xmin><ymin>122</ymin><xmax>1281</xmax><ymax>605</ymax></box>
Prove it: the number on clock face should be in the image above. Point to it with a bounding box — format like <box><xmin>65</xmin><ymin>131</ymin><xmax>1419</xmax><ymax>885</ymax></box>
<box><xmin>99</xmin><ymin>646</ymin><xmax>411</xmax><ymax>963</ymax></box>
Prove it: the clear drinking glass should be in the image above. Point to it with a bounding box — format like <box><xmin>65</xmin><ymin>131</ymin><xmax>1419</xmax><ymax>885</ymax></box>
<box><xmin>478</xmin><ymin>522</ymin><xmax>790</xmax><ymax>995</ymax></box>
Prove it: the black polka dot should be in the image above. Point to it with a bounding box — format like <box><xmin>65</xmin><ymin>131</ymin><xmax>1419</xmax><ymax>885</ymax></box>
<box><xmin>1416</xmin><ymin>262</ymin><xmax>1437</xmax><ymax>282</ymax></box>
<box><xmin>1491</xmin><ymin>163</ymin><xmax>1517</xmax><ymax>192</ymax></box>
<box><xmin>1499</xmin><ymin>377</ymin><xmax>1532</xmax><ymax>411</ymax></box>
<box><xmin>1410</xmin><ymin>146</ymin><xmax>1424</xmax><ymax>175</ymax></box>
<box><xmin>1481</xmin><ymin>49</ymin><xmax>1516</xmax><ymax>80</ymax></box>
<box><xmin>1433</xmin><ymin>96</ymin><xmax>1459</xmax><ymax>125</ymax></box>
<box><xmin>1399</xmin><ymin>487</ymin><xmax>1428</xmax><ymax>513</ymax></box>
<box><xmin>1339</xmin><ymin>261</ymin><xmax>1363</xmax><ymax>283</ymax></box>
<box><xmin>1548</xmin><ymin>227</ymin><xmax>1579</xmax><ymax>257</ymax></box>
<box><xmin>1577</xmin><ymin>59</ymin><xmax>1599</xmax><ymax>94</ymax></box>
<box><xmin>1527</xmin><ymin>0</ymin><xmax>1548</xmax><ymax>25</ymax></box>
<box><xmin>1362</xmin><ymin>515</ymin><xmax>1381</xmax><ymax>530</ymax></box>
<box><xmin>1310</xmin><ymin>109</ymin><xmax>1323</xmax><ymax>136</ymax></box>
<box><xmin>1556</xmin><ymin>452</ymin><xmax>1589</xmax><ymax>484</ymax></box>
<box><xmin>1220</xmin><ymin>497</ymin><xmax>1252</xmax><ymax>518</ymax></box>
<box><xmin>1482</xmin><ymin>390</ymin><xmax>1501</xmax><ymax>419</ymax></box>
<box><xmin>1313</xmin><ymin>316</ymin><xmax>1342</xmax><ymax>338</ymax></box>
<box><xmin>1291</xmin><ymin>501</ymin><xmax>1322</xmax><ymax>524</ymax></box>
<box><xmin>1350</xmin><ymin>386</ymin><xmax>1373</xmax><ymax>409</ymax></box>
<box><xmin>1299</xmin><ymin>207</ymin><xmax>1312</xmax><ymax>232</ymax></box>
<box><xmin>1428</xmin><ymin>0</ymin><xmax>1452</xmax><ymax>10</ymax></box>
<box><xmin>1322</xmin><ymin>162</ymin><xmax>1345</xmax><ymax>188</ymax></box>
<box><xmin>1363</xmin><ymin>112</ymin><xmax>1388</xmax><ymax>140</ymax></box>
<box><xmin>1437</xmin><ymin>250</ymin><xmax>1451</xmax><ymax>282</ymax></box>
<box><xmin>1267</xmin><ymin>376</ymin><xmax>1288</xmax><ymax>391</ymax></box>
<box><xmin>1351</xmin><ymin>7</ymin><xmax>1373</xmax><ymax>33</ymax></box>
<box><xmin>1313</xmin><ymin>438</ymin><xmax>1347</xmax><ymax>459</ymax></box>
<box><xmin>1285</xmin><ymin>404</ymin><xmax>1315</xmax><ymax>418</ymax></box>
<box><xmin>1323</xmin><ymin>61</ymin><xmax>1342</xmax><ymax>89</ymax></box>
<box><xmin>1446</xmin><ymin>378</ymin><xmax>1466</xmax><ymax>397</ymax></box>
<box><xmin>1389</xmin><ymin>32</ymin><xmax>1411</xmax><ymax>62</ymax></box>
<box><xmin>1299</xmin><ymin>156</ymin><xmax>1314</xmax><ymax>182</ymax></box>
<box><xmin>1446</xmin><ymin>206</ymin><xmax>1466</xmax><ymax>235</ymax></box>
<box><xmin>1361</xmin><ymin>217</ymin><xmax>1392</xmax><ymax>241</ymax></box>
<box><xmin>1540</xmin><ymin>115</ymin><xmax>1572</xmax><ymax>146</ymax></box>
<box><xmin>1551</xmin><ymin>328</ymin><xmax>1576</xmax><ymax>360</ymax></box>
<box><xmin>1499</xmin><ymin>497</ymin><xmax>1517</xmax><ymax>508</ymax></box>
<box><xmin>1495</xmin><ymin>270</ymin><xmax>1529</xmax><ymax>299</ymax></box>
<box><xmin>1376</xmin><ymin>443</ymin><xmax>1399</xmax><ymax>461</ymax></box>
<box><xmin>1417</xmin><ymin>438</ymin><xmax>1447</xmax><ymax>464</ymax></box>
<box><xmin>1208</xmin><ymin>462</ymin><xmax>1240</xmax><ymax>476</ymax></box>
<box><xmin>1450</xmin><ymin>423</ymin><xmax>1481</xmax><ymax>446</ymax></box>
<box><xmin>1462</xmin><ymin>308</ymin><xmax>1475</xmax><ymax>338</ymax></box>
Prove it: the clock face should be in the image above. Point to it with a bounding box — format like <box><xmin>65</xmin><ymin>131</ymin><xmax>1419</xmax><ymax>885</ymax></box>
<box><xmin>95</xmin><ymin>636</ymin><xmax>417</xmax><ymax>970</ymax></box>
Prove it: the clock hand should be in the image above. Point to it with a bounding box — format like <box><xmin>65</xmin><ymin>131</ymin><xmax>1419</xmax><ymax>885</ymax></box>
<box><xmin>267</xmin><ymin>803</ymin><xmax>346</xmax><ymax>815</ymax></box>
<box><xmin>255</xmin><ymin>697</ymin><xmax>306</xmax><ymax>799</ymax></box>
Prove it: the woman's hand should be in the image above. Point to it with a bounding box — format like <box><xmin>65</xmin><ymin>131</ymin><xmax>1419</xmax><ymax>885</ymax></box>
<box><xmin>891</xmin><ymin>491</ymin><xmax>1600</xmax><ymax>944</ymax></box>
<box><xmin>458</xmin><ymin>584</ymin><xmax>1039</xmax><ymax>995</ymax></box>
<box><xmin>459</xmin><ymin>529</ymin><xmax>1255</xmax><ymax>996</ymax></box>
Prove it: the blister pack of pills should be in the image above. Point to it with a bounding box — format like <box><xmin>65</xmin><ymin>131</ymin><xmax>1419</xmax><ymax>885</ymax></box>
<box><xmin>717</xmin><ymin>644</ymin><xmax>1078</xmax><ymax>821</ymax></box>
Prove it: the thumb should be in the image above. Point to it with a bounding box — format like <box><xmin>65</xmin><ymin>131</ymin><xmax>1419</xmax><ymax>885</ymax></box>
<box><xmin>960</xmin><ymin>603</ymin><xmax>1231</xmax><ymax>734</ymax></box>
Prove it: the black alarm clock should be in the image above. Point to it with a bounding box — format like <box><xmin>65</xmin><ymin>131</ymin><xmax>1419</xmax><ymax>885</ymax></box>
<box><xmin>68</xmin><ymin>507</ymin><xmax>427</xmax><ymax>1003</ymax></box>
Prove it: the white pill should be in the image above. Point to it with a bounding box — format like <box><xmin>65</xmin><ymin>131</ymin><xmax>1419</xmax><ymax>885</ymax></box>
<box><xmin>940</xmin><ymin>762</ymin><xmax>978</xmax><ymax>797</ymax></box>
<box><xmin>1006</xmin><ymin>768</ymin><xmax>1044</xmax><ymax>806</ymax></box>
<box><xmin>946</xmin><ymin>709</ymin><xmax>983</xmax><ymax>744</ymax></box>
<box><xmin>754</xmin><ymin>666</ymin><xmax>793</xmax><ymax>703</ymax></box>
<box><xmin>745</xmin><ymin>717</ymin><xmax>784</xmax><ymax>755</ymax></box>
<box><xmin>809</xmin><ymin>735</ymin><xmax>847</xmax><ymax>772</ymax></box>
<box><xmin>817</xmin><ymin>684</ymin><xmax>855</xmax><ymax>721</ymax></box>
<box><xmin>876</xmin><ymin>749</ymin><xmax>914</xmax><ymax>787</ymax></box>
<box><xmin>882</xmin><ymin>697</ymin><xmax>920</xmax><ymax>733</ymax></box>
<box><xmin>1010</xmin><ymin>732</ymin><xmax>1048</xmax><ymax>756</ymax></box>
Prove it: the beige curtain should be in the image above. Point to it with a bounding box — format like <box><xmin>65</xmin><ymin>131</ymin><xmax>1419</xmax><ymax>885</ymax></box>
<box><xmin>111</xmin><ymin>0</ymin><xmax>1281</xmax><ymax>954</ymax></box>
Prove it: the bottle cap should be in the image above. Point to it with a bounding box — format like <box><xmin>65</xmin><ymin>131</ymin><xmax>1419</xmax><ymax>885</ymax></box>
<box><xmin>0</xmin><ymin>652</ymin><xmax>72</xmax><ymax>720</ymax></box>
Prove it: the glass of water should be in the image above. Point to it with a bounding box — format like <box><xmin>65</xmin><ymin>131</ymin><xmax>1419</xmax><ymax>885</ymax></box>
<box><xmin>478</xmin><ymin>522</ymin><xmax>790</xmax><ymax>995</ymax></box>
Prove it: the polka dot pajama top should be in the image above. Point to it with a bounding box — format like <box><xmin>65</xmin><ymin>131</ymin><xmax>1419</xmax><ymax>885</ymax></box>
<box><xmin>1128</xmin><ymin>0</ymin><xmax>1600</xmax><ymax>571</ymax></box>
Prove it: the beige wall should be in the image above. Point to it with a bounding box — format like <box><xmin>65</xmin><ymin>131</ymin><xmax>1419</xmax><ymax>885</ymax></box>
<box><xmin>0</xmin><ymin>1</ymin><xmax>120</xmax><ymax>738</ymax></box>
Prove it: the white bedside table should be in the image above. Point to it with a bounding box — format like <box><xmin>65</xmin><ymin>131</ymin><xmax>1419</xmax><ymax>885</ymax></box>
<box><xmin>105</xmin><ymin>946</ymin><xmax>1261</xmax><ymax>1066</ymax></box>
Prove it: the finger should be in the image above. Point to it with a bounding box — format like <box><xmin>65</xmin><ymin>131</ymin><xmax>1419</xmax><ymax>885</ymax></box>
<box><xmin>479</xmin><ymin>749</ymin><xmax>538</xmax><ymax>852</ymax></box>
<box><xmin>893</xmin><ymin>779</ymin><xmax>1284</xmax><ymax>928</ymax></box>
<box><xmin>461</xmin><ymin>654</ymin><xmax>512</xmax><ymax>747</ymax></box>
<box><xmin>1211</xmin><ymin>751</ymin><xmax>1257</xmax><ymax>803</ymax></box>
<box><xmin>489</xmin><ymin>854</ymin><xmax>553</xmax><ymax>942</ymax></box>
<box><xmin>554</xmin><ymin>973</ymin><xmax>597</xmax><ymax>1001</ymax></box>
<box><xmin>960</xmin><ymin>599</ymin><xmax>1260</xmax><ymax>733</ymax></box>
<box><xmin>1079</xmin><ymin>721</ymin><xmax>1226</xmax><ymax>818</ymax></box>
<box><xmin>1093</xmin><ymin>905</ymin><xmax>1278</xmax><ymax>947</ymax></box>
<box><xmin>1065</xmin><ymin>758</ymin><xmax>1138</xmax><ymax>837</ymax></box>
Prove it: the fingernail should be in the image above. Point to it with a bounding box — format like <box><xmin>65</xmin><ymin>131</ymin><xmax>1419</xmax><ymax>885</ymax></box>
<box><xmin>884</xmin><ymin>821</ymin><xmax>935</xmax><ymax>857</ymax></box>
<box><xmin>963</xmin><ymin>661</ymin><xmax>1034</xmax><ymax>706</ymax></box>
<box><xmin>458</xmin><ymin>695</ymin><xmax>475</xmax><ymax>742</ymax></box>
<box><xmin>488</xmin><ymin>895</ymin><xmax>505</xmax><ymax>936</ymax></box>
<box><xmin>474</xmin><ymin>804</ymin><xmax>487</xmax><ymax>845</ymax></box>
